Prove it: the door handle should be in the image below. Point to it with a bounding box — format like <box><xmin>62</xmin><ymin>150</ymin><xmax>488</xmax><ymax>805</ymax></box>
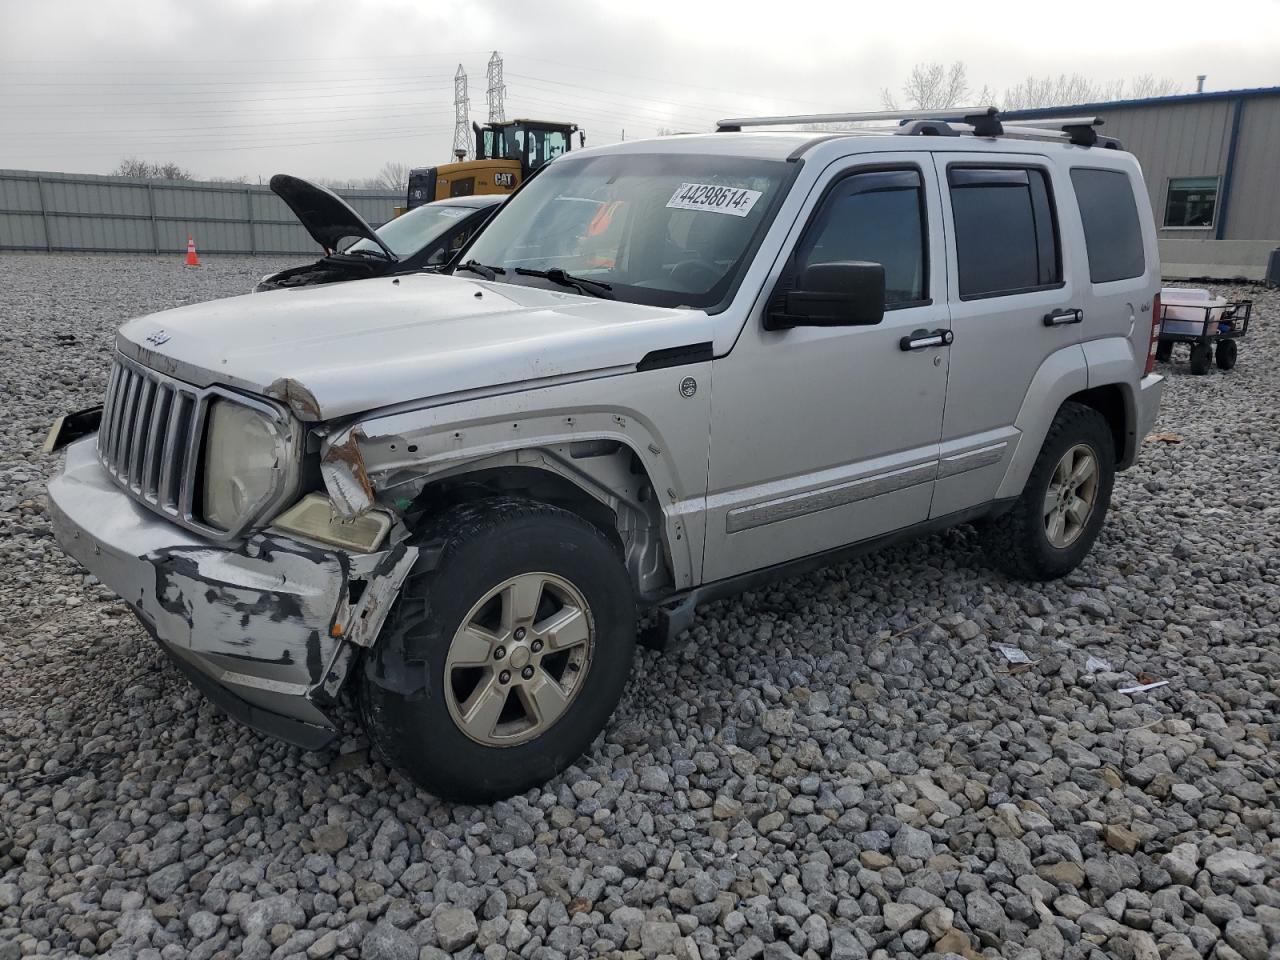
<box><xmin>1043</xmin><ymin>308</ymin><xmax>1083</xmax><ymax>327</ymax></box>
<box><xmin>900</xmin><ymin>328</ymin><xmax>954</xmax><ymax>351</ymax></box>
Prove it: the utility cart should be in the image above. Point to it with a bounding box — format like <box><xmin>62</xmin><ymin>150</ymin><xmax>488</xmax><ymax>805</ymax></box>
<box><xmin>1156</xmin><ymin>287</ymin><xmax>1252</xmax><ymax>375</ymax></box>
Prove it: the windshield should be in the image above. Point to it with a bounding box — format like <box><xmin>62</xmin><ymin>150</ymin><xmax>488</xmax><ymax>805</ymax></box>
<box><xmin>344</xmin><ymin>203</ymin><xmax>478</xmax><ymax>258</ymax></box>
<box><xmin>459</xmin><ymin>153</ymin><xmax>789</xmax><ymax>309</ymax></box>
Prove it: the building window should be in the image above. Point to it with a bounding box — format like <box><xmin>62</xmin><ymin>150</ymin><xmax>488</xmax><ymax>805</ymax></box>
<box><xmin>1164</xmin><ymin>177</ymin><xmax>1218</xmax><ymax>228</ymax></box>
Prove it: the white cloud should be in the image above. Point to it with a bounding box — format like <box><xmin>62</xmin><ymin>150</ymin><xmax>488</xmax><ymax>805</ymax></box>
<box><xmin>1</xmin><ymin>0</ymin><xmax>1276</xmax><ymax>180</ymax></box>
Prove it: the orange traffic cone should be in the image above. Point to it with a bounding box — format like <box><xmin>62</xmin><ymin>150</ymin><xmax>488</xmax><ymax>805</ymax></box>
<box><xmin>184</xmin><ymin>235</ymin><xmax>201</xmax><ymax>268</ymax></box>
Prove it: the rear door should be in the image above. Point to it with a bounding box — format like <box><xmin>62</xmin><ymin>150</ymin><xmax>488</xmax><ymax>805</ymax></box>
<box><xmin>929</xmin><ymin>153</ymin><xmax>1082</xmax><ymax>516</ymax></box>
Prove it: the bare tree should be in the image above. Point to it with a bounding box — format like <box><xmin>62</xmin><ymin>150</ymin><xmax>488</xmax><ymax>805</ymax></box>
<box><xmin>112</xmin><ymin>157</ymin><xmax>194</xmax><ymax>181</ymax></box>
<box><xmin>880</xmin><ymin>63</ymin><xmax>1184</xmax><ymax>115</ymax></box>
<box><xmin>881</xmin><ymin>62</ymin><xmax>991</xmax><ymax>111</ymax></box>
<box><xmin>1000</xmin><ymin>73</ymin><xmax>1181</xmax><ymax>110</ymax></box>
<box><xmin>374</xmin><ymin>161</ymin><xmax>411</xmax><ymax>192</ymax></box>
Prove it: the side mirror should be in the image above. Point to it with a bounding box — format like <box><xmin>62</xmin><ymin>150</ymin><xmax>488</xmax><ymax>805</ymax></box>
<box><xmin>766</xmin><ymin>261</ymin><xmax>886</xmax><ymax>329</ymax></box>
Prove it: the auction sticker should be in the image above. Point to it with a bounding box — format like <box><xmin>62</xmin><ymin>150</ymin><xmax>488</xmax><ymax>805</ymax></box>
<box><xmin>666</xmin><ymin>182</ymin><xmax>762</xmax><ymax>217</ymax></box>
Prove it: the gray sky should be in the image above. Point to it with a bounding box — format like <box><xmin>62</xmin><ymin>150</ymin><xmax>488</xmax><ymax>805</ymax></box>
<box><xmin>3</xmin><ymin>0</ymin><xmax>1278</xmax><ymax>182</ymax></box>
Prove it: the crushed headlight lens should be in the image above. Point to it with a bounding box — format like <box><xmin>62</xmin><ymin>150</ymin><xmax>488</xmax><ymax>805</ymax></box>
<box><xmin>202</xmin><ymin>401</ymin><xmax>283</xmax><ymax>531</ymax></box>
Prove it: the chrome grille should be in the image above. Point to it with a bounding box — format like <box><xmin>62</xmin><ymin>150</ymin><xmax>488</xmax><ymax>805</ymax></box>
<box><xmin>95</xmin><ymin>353</ymin><xmax>303</xmax><ymax>541</ymax></box>
<box><xmin>98</xmin><ymin>356</ymin><xmax>202</xmax><ymax>517</ymax></box>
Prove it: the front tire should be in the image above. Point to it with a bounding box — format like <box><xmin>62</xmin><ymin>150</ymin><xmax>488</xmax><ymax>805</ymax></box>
<box><xmin>980</xmin><ymin>402</ymin><xmax>1115</xmax><ymax>581</ymax></box>
<box><xmin>360</xmin><ymin>497</ymin><xmax>636</xmax><ymax>802</ymax></box>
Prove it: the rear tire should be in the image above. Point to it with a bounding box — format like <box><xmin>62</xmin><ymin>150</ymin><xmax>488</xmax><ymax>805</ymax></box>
<box><xmin>1189</xmin><ymin>341</ymin><xmax>1212</xmax><ymax>375</ymax></box>
<box><xmin>980</xmin><ymin>402</ymin><xmax>1114</xmax><ymax>581</ymax></box>
<box><xmin>360</xmin><ymin>497</ymin><xmax>636</xmax><ymax>802</ymax></box>
<box><xmin>1215</xmin><ymin>339</ymin><xmax>1238</xmax><ymax>370</ymax></box>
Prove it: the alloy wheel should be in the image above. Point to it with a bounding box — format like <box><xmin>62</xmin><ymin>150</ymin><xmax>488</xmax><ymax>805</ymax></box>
<box><xmin>1043</xmin><ymin>443</ymin><xmax>1099</xmax><ymax>548</ymax></box>
<box><xmin>443</xmin><ymin>572</ymin><xmax>594</xmax><ymax>746</ymax></box>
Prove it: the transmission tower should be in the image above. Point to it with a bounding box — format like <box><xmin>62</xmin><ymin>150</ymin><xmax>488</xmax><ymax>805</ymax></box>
<box><xmin>486</xmin><ymin>51</ymin><xmax>506</xmax><ymax>123</ymax></box>
<box><xmin>451</xmin><ymin>64</ymin><xmax>471</xmax><ymax>160</ymax></box>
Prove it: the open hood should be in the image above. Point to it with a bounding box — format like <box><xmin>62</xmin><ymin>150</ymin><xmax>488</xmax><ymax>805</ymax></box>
<box><xmin>270</xmin><ymin>173</ymin><xmax>398</xmax><ymax>261</ymax></box>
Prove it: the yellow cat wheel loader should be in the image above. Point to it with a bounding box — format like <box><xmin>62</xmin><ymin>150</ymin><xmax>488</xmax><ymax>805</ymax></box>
<box><xmin>405</xmin><ymin>119</ymin><xmax>583</xmax><ymax>210</ymax></box>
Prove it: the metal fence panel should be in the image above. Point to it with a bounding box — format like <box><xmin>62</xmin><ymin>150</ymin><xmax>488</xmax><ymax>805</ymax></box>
<box><xmin>0</xmin><ymin>169</ymin><xmax>400</xmax><ymax>255</ymax></box>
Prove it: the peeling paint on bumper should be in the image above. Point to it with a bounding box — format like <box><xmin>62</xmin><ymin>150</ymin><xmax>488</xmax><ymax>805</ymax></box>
<box><xmin>47</xmin><ymin>436</ymin><xmax>413</xmax><ymax>749</ymax></box>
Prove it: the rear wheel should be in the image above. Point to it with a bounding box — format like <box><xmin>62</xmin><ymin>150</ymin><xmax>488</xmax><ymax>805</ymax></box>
<box><xmin>1189</xmin><ymin>341</ymin><xmax>1213</xmax><ymax>375</ymax></box>
<box><xmin>360</xmin><ymin>497</ymin><xmax>636</xmax><ymax>802</ymax></box>
<box><xmin>980</xmin><ymin>402</ymin><xmax>1115</xmax><ymax>581</ymax></box>
<box><xmin>1215</xmin><ymin>339</ymin><xmax>1238</xmax><ymax>370</ymax></box>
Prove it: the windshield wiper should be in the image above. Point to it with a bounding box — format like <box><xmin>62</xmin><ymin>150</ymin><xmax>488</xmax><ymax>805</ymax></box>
<box><xmin>455</xmin><ymin>260</ymin><xmax>506</xmax><ymax>281</ymax></box>
<box><xmin>346</xmin><ymin>248</ymin><xmax>393</xmax><ymax>261</ymax></box>
<box><xmin>514</xmin><ymin>267</ymin><xmax>613</xmax><ymax>298</ymax></box>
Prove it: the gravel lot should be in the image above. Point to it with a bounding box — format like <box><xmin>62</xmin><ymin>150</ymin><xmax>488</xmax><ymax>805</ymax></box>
<box><xmin>1</xmin><ymin>254</ymin><xmax>1277</xmax><ymax>960</ymax></box>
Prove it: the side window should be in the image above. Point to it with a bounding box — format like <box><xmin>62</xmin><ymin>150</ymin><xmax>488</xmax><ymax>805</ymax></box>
<box><xmin>949</xmin><ymin>166</ymin><xmax>1060</xmax><ymax>299</ymax></box>
<box><xmin>1070</xmin><ymin>168</ymin><xmax>1146</xmax><ymax>283</ymax></box>
<box><xmin>794</xmin><ymin>168</ymin><xmax>927</xmax><ymax>307</ymax></box>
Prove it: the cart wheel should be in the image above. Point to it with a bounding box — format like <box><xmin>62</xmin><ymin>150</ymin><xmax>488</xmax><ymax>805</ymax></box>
<box><xmin>1215</xmin><ymin>339</ymin><xmax>1238</xmax><ymax>370</ymax></box>
<box><xmin>1189</xmin><ymin>342</ymin><xmax>1212</xmax><ymax>375</ymax></box>
<box><xmin>1155</xmin><ymin>341</ymin><xmax>1173</xmax><ymax>363</ymax></box>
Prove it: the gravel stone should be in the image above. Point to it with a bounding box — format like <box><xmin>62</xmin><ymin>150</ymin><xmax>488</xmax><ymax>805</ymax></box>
<box><xmin>2</xmin><ymin>263</ymin><xmax>1278</xmax><ymax>960</ymax></box>
<box><xmin>434</xmin><ymin>908</ymin><xmax>478</xmax><ymax>952</ymax></box>
<box><xmin>1206</xmin><ymin>848</ymin><xmax>1266</xmax><ymax>883</ymax></box>
<box><xmin>361</xmin><ymin>920</ymin><xmax>416</xmax><ymax>960</ymax></box>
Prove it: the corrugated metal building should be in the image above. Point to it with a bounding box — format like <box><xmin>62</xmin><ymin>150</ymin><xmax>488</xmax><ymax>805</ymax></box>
<box><xmin>1006</xmin><ymin>86</ymin><xmax>1280</xmax><ymax>280</ymax></box>
<box><xmin>0</xmin><ymin>169</ymin><xmax>399</xmax><ymax>256</ymax></box>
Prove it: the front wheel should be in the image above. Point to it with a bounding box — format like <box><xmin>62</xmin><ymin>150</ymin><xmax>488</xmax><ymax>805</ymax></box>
<box><xmin>360</xmin><ymin>497</ymin><xmax>636</xmax><ymax>802</ymax></box>
<box><xmin>980</xmin><ymin>402</ymin><xmax>1115</xmax><ymax>581</ymax></box>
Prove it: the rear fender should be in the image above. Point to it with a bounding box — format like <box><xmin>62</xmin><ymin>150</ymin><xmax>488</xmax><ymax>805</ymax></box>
<box><xmin>994</xmin><ymin>345</ymin><xmax>1089</xmax><ymax>500</ymax></box>
<box><xmin>1082</xmin><ymin>337</ymin><xmax>1140</xmax><ymax>468</ymax></box>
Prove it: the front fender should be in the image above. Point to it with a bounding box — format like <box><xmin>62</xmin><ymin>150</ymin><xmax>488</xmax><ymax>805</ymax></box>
<box><xmin>323</xmin><ymin>366</ymin><xmax>713</xmax><ymax>591</ymax></box>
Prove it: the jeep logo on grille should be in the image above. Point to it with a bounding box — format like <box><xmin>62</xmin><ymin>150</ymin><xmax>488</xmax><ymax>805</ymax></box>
<box><xmin>145</xmin><ymin>329</ymin><xmax>170</xmax><ymax>346</ymax></box>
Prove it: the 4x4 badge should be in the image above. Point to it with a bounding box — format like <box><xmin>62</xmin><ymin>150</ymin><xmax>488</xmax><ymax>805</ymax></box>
<box><xmin>679</xmin><ymin>376</ymin><xmax>697</xmax><ymax>398</ymax></box>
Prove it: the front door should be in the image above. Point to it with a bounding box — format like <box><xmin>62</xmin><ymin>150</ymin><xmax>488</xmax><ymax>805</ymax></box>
<box><xmin>702</xmin><ymin>156</ymin><xmax>951</xmax><ymax>583</ymax></box>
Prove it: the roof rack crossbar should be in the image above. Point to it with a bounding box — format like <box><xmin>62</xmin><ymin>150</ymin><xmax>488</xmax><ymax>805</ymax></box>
<box><xmin>715</xmin><ymin>106</ymin><xmax>997</xmax><ymax>131</ymax></box>
<box><xmin>716</xmin><ymin>106</ymin><xmax>1115</xmax><ymax>148</ymax></box>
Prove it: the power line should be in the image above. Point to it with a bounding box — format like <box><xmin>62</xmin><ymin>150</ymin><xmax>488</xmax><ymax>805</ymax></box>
<box><xmin>5</xmin><ymin>129</ymin><xmax>443</xmax><ymax>160</ymax></box>
<box><xmin>3</xmin><ymin>82</ymin><xmax>453</xmax><ymax>105</ymax></box>
<box><xmin>8</xmin><ymin>112</ymin><xmax>442</xmax><ymax>139</ymax></box>
<box><xmin>503</xmin><ymin>53</ymin><xmax>835</xmax><ymax>109</ymax></box>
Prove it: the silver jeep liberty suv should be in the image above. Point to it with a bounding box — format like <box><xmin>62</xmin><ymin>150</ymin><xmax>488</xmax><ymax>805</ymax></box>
<box><xmin>48</xmin><ymin>107</ymin><xmax>1165</xmax><ymax>800</ymax></box>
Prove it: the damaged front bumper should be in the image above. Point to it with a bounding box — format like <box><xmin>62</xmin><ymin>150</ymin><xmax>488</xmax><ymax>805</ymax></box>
<box><xmin>47</xmin><ymin>436</ymin><xmax>415</xmax><ymax>749</ymax></box>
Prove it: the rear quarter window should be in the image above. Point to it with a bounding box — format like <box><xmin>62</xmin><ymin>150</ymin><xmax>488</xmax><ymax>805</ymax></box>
<box><xmin>1070</xmin><ymin>168</ymin><xmax>1146</xmax><ymax>283</ymax></box>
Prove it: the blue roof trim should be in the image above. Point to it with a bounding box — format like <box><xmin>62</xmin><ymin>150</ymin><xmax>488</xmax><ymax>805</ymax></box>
<box><xmin>1002</xmin><ymin>85</ymin><xmax>1280</xmax><ymax>119</ymax></box>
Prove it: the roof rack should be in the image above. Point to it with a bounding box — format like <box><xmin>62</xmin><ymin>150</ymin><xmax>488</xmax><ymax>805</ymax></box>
<box><xmin>715</xmin><ymin>106</ymin><xmax>1118</xmax><ymax>148</ymax></box>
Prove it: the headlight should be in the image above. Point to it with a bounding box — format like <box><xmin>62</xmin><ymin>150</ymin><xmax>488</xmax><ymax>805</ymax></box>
<box><xmin>201</xmin><ymin>400</ymin><xmax>286</xmax><ymax>531</ymax></box>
